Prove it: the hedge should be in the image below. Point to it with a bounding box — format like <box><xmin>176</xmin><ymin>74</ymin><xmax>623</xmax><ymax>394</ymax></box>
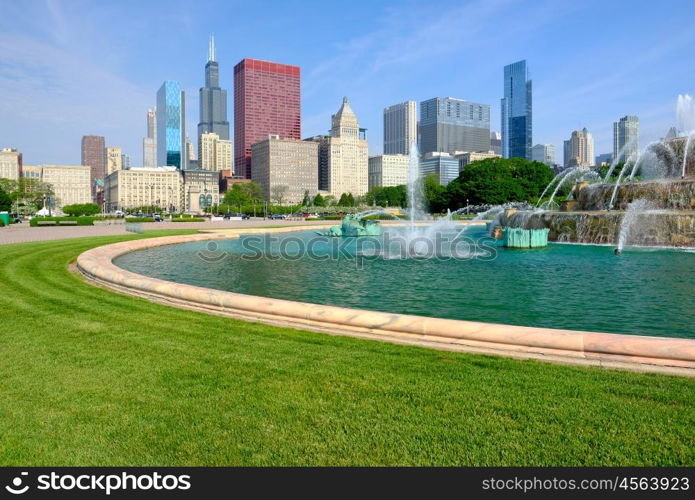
<box><xmin>171</xmin><ymin>217</ymin><xmax>205</xmax><ymax>223</ymax></box>
<box><xmin>30</xmin><ymin>217</ymin><xmax>104</xmax><ymax>227</ymax></box>
<box><xmin>125</xmin><ymin>217</ymin><xmax>155</xmax><ymax>223</ymax></box>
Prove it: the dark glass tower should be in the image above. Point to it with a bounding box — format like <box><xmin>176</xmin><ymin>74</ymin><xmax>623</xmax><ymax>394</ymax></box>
<box><xmin>501</xmin><ymin>60</ymin><xmax>532</xmax><ymax>160</ymax></box>
<box><xmin>198</xmin><ymin>35</ymin><xmax>229</xmax><ymax>141</ymax></box>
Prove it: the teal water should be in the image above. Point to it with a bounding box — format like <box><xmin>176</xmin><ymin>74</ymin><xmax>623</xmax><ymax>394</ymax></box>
<box><xmin>114</xmin><ymin>228</ymin><xmax>695</xmax><ymax>338</ymax></box>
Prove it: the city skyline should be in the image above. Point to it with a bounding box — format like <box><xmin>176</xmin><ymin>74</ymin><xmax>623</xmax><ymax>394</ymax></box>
<box><xmin>2</xmin><ymin>0</ymin><xmax>695</xmax><ymax>166</ymax></box>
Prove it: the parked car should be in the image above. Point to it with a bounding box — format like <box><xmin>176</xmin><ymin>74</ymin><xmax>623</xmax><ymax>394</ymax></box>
<box><xmin>223</xmin><ymin>213</ymin><xmax>250</xmax><ymax>220</ymax></box>
<box><xmin>153</xmin><ymin>214</ymin><xmax>163</xmax><ymax>222</ymax></box>
<box><xmin>269</xmin><ymin>213</ymin><xmax>287</xmax><ymax>220</ymax></box>
<box><xmin>114</xmin><ymin>210</ymin><xmax>124</xmax><ymax>218</ymax></box>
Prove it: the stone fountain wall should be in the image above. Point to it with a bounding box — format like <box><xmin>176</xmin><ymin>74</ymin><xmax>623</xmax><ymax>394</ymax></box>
<box><xmin>503</xmin><ymin>210</ymin><xmax>695</xmax><ymax>246</ymax></box>
<box><xmin>576</xmin><ymin>179</ymin><xmax>695</xmax><ymax>211</ymax></box>
<box><xmin>657</xmin><ymin>136</ymin><xmax>695</xmax><ymax>177</ymax></box>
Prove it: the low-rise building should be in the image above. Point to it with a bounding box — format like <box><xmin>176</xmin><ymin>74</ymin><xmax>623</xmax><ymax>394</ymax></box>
<box><xmin>41</xmin><ymin>164</ymin><xmax>92</xmax><ymax>208</ymax></box>
<box><xmin>531</xmin><ymin>144</ymin><xmax>555</xmax><ymax>166</ymax></box>
<box><xmin>0</xmin><ymin>148</ymin><xmax>22</xmax><ymax>180</ymax></box>
<box><xmin>419</xmin><ymin>152</ymin><xmax>460</xmax><ymax>186</ymax></box>
<box><xmin>251</xmin><ymin>136</ymin><xmax>318</xmax><ymax>204</ymax></box>
<box><xmin>104</xmin><ymin>167</ymin><xmax>182</xmax><ymax>212</ymax></box>
<box><xmin>21</xmin><ymin>165</ymin><xmax>42</xmax><ymax>180</ymax></box>
<box><xmin>455</xmin><ymin>150</ymin><xmax>501</xmax><ymax>170</ymax></box>
<box><xmin>219</xmin><ymin>169</ymin><xmax>251</xmax><ymax>194</ymax></box>
<box><xmin>182</xmin><ymin>169</ymin><xmax>220</xmax><ymax>212</ymax></box>
<box><xmin>368</xmin><ymin>154</ymin><xmax>409</xmax><ymax>190</ymax></box>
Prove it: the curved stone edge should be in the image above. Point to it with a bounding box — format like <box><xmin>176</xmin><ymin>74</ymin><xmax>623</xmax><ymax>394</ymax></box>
<box><xmin>76</xmin><ymin>229</ymin><xmax>695</xmax><ymax>377</ymax></box>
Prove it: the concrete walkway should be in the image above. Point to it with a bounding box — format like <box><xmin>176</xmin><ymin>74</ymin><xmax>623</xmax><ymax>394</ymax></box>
<box><xmin>0</xmin><ymin>219</ymin><xmax>332</xmax><ymax>245</ymax></box>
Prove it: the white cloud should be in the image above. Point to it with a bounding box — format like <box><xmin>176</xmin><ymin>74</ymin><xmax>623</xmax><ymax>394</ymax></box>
<box><xmin>0</xmin><ymin>34</ymin><xmax>151</xmax><ymax>164</ymax></box>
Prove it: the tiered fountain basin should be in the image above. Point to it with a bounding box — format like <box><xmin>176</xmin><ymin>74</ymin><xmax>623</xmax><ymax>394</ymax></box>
<box><xmin>502</xmin><ymin>178</ymin><xmax>695</xmax><ymax>246</ymax></box>
<box><xmin>504</xmin><ymin>209</ymin><xmax>695</xmax><ymax>246</ymax></box>
<box><xmin>77</xmin><ymin>226</ymin><xmax>695</xmax><ymax>376</ymax></box>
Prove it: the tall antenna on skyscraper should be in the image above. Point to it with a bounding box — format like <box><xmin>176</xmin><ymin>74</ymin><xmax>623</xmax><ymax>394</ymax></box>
<box><xmin>208</xmin><ymin>34</ymin><xmax>216</xmax><ymax>62</ymax></box>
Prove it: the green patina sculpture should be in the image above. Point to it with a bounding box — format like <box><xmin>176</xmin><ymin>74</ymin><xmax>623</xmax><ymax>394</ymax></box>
<box><xmin>503</xmin><ymin>227</ymin><xmax>549</xmax><ymax>248</ymax></box>
<box><xmin>318</xmin><ymin>214</ymin><xmax>382</xmax><ymax>237</ymax></box>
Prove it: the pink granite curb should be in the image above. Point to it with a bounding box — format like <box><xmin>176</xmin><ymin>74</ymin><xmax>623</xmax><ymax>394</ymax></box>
<box><xmin>76</xmin><ymin>230</ymin><xmax>695</xmax><ymax>376</ymax></box>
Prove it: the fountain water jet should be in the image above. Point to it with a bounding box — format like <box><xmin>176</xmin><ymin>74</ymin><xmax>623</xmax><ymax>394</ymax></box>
<box><xmin>608</xmin><ymin>153</ymin><xmax>638</xmax><ymax>210</ymax></box>
<box><xmin>617</xmin><ymin>199</ymin><xmax>659</xmax><ymax>252</ymax></box>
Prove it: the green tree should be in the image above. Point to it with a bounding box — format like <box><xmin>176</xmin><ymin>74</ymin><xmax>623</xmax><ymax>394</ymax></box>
<box><xmin>338</xmin><ymin>193</ymin><xmax>349</xmax><ymax>206</ymax></box>
<box><xmin>223</xmin><ymin>182</ymin><xmax>265</xmax><ymax>207</ymax></box>
<box><xmin>446</xmin><ymin>157</ymin><xmax>553</xmax><ymax>207</ymax></box>
<box><xmin>346</xmin><ymin>193</ymin><xmax>355</xmax><ymax>207</ymax></box>
<box><xmin>595</xmin><ymin>162</ymin><xmax>624</xmax><ymax>180</ymax></box>
<box><xmin>301</xmin><ymin>191</ymin><xmax>311</xmax><ymax>207</ymax></box>
<box><xmin>365</xmin><ymin>186</ymin><xmax>383</xmax><ymax>206</ymax></box>
<box><xmin>270</xmin><ymin>184</ymin><xmax>289</xmax><ymax>205</ymax></box>
<box><xmin>422</xmin><ymin>174</ymin><xmax>448</xmax><ymax>213</ymax></box>
<box><xmin>366</xmin><ymin>185</ymin><xmax>407</xmax><ymax>207</ymax></box>
<box><xmin>312</xmin><ymin>193</ymin><xmax>326</xmax><ymax>207</ymax></box>
<box><xmin>0</xmin><ymin>178</ymin><xmax>54</xmax><ymax>214</ymax></box>
<box><xmin>0</xmin><ymin>185</ymin><xmax>11</xmax><ymax>212</ymax></box>
<box><xmin>62</xmin><ymin>203</ymin><xmax>101</xmax><ymax>216</ymax></box>
<box><xmin>384</xmin><ymin>185</ymin><xmax>406</xmax><ymax>207</ymax></box>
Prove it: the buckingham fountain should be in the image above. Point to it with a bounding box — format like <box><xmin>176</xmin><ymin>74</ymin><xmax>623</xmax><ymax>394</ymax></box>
<box><xmin>498</xmin><ymin>95</ymin><xmax>695</xmax><ymax>250</ymax></box>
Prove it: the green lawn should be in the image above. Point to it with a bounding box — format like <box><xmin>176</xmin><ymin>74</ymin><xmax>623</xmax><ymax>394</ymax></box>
<box><xmin>0</xmin><ymin>229</ymin><xmax>693</xmax><ymax>466</ymax></box>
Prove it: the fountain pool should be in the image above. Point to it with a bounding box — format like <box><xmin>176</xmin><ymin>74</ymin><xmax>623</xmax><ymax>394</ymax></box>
<box><xmin>114</xmin><ymin>226</ymin><xmax>695</xmax><ymax>339</ymax></box>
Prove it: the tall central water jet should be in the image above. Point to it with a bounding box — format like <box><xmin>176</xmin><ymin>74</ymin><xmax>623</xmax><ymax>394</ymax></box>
<box><xmin>406</xmin><ymin>141</ymin><xmax>425</xmax><ymax>237</ymax></box>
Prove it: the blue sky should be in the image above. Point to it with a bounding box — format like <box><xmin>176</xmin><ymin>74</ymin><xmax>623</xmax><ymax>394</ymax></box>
<box><xmin>2</xmin><ymin>0</ymin><xmax>695</xmax><ymax>166</ymax></box>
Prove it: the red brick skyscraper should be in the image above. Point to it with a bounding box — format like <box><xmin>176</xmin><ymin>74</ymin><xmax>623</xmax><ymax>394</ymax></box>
<box><xmin>81</xmin><ymin>135</ymin><xmax>106</xmax><ymax>197</ymax></box>
<box><xmin>233</xmin><ymin>59</ymin><xmax>300</xmax><ymax>178</ymax></box>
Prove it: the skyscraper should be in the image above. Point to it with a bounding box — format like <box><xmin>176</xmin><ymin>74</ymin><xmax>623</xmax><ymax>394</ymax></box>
<box><xmin>383</xmin><ymin>101</ymin><xmax>417</xmax><ymax>155</ymax></box>
<box><xmin>563</xmin><ymin>128</ymin><xmax>594</xmax><ymax>168</ymax></box>
<box><xmin>531</xmin><ymin>144</ymin><xmax>555</xmax><ymax>165</ymax></box>
<box><xmin>324</xmin><ymin>97</ymin><xmax>369</xmax><ymax>197</ymax></box>
<box><xmin>106</xmin><ymin>146</ymin><xmax>122</xmax><ymax>175</ymax></box>
<box><xmin>419</xmin><ymin>97</ymin><xmax>491</xmax><ymax>155</ymax></box>
<box><xmin>198</xmin><ymin>35</ymin><xmax>229</xmax><ymax>145</ymax></box>
<box><xmin>143</xmin><ymin>108</ymin><xmax>157</xmax><ymax>168</ymax></box>
<box><xmin>234</xmin><ymin>58</ymin><xmax>301</xmax><ymax>178</ymax></box>
<box><xmin>199</xmin><ymin>132</ymin><xmax>233</xmax><ymax>171</ymax></box>
<box><xmin>613</xmin><ymin>115</ymin><xmax>639</xmax><ymax>162</ymax></box>
<box><xmin>490</xmin><ymin>131</ymin><xmax>502</xmax><ymax>155</ymax></box>
<box><xmin>81</xmin><ymin>135</ymin><xmax>106</xmax><ymax>196</ymax></box>
<box><xmin>501</xmin><ymin>60</ymin><xmax>532</xmax><ymax>159</ymax></box>
<box><xmin>156</xmin><ymin>81</ymin><xmax>186</xmax><ymax>169</ymax></box>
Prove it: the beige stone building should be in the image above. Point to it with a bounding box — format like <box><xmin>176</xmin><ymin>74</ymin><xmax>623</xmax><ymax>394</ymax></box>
<box><xmin>41</xmin><ymin>164</ymin><xmax>92</xmax><ymax>208</ymax></box>
<box><xmin>325</xmin><ymin>97</ymin><xmax>369</xmax><ymax>197</ymax></box>
<box><xmin>21</xmin><ymin>165</ymin><xmax>42</xmax><ymax>180</ymax></box>
<box><xmin>199</xmin><ymin>132</ymin><xmax>233</xmax><ymax>172</ymax></box>
<box><xmin>182</xmin><ymin>169</ymin><xmax>220</xmax><ymax>213</ymax></box>
<box><xmin>251</xmin><ymin>136</ymin><xmax>318</xmax><ymax>204</ymax></box>
<box><xmin>456</xmin><ymin>150</ymin><xmax>501</xmax><ymax>170</ymax></box>
<box><xmin>0</xmin><ymin>148</ymin><xmax>22</xmax><ymax>180</ymax></box>
<box><xmin>368</xmin><ymin>154</ymin><xmax>409</xmax><ymax>190</ymax></box>
<box><xmin>563</xmin><ymin>128</ymin><xmax>594</xmax><ymax>168</ymax></box>
<box><xmin>104</xmin><ymin>167</ymin><xmax>183</xmax><ymax>212</ymax></box>
<box><xmin>106</xmin><ymin>146</ymin><xmax>122</xmax><ymax>175</ymax></box>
